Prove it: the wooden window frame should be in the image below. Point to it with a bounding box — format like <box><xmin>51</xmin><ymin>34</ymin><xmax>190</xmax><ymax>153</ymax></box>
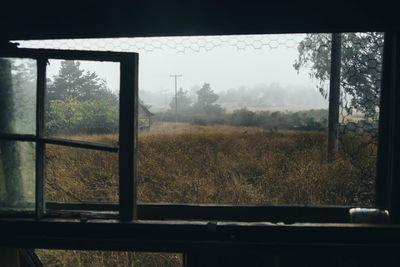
<box><xmin>1</xmin><ymin>31</ymin><xmax>400</xmax><ymax>252</ymax></box>
<box><xmin>0</xmin><ymin>47</ymin><xmax>139</xmax><ymax>221</ymax></box>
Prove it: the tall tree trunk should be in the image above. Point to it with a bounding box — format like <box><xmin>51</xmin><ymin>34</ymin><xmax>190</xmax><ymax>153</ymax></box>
<box><xmin>327</xmin><ymin>33</ymin><xmax>342</xmax><ymax>162</ymax></box>
<box><xmin>0</xmin><ymin>58</ymin><xmax>24</xmax><ymax>204</ymax></box>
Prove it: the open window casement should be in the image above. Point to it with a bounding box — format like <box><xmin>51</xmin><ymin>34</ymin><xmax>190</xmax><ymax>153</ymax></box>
<box><xmin>0</xmin><ymin>48</ymin><xmax>138</xmax><ymax>221</ymax></box>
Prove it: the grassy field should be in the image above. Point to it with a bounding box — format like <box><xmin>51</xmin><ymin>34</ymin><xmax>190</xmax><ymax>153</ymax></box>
<box><xmin>36</xmin><ymin>123</ymin><xmax>377</xmax><ymax>266</ymax></box>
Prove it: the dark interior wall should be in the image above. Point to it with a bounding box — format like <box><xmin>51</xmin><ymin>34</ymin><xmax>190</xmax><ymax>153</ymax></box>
<box><xmin>0</xmin><ymin>0</ymin><xmax>397</xmax><ymax>41</ymax></box>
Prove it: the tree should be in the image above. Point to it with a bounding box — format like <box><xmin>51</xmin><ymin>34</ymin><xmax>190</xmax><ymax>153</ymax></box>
<box><xmin>0</xmin><ymin>59</ymin><xmax>23</xmax><ymax>203</ymax></box>
<box><xmin>0</xmin><ymin>58</ymin><xmax>37</xmax><ymax>204</ymax></box>
<box><xmin>46</xmin><ymin>60</ymin><xmax>119</xmax><ymax>134</ymax></box>
<box><xmin>294</xmin><ymin>32</ymin><xmax>384</xmax><ymax>127</ymax></box>
<box><xmin>46</xmin><ymin>97</ymin><xmax>119</xmax><ymax>135</ymax></box>
<box><xmin>48</xmin><ymin>60</ymin><xmax>117</xmax><ymax>103</ymax></box>
<box><xmin>195</xmin><ymin>83</ymin><xmax>219</xmax><ymax>110</ymax></box>
<box><xmin>169</xmin><ymin>87</ymin><xmax>192</xmax><ymax>112</ymax></box>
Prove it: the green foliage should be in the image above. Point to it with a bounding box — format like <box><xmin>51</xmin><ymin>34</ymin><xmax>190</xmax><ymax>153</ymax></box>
<box><xmin>165</xmin><ymin>82</ymin><xmax>225</xmax><ymax>124</ymax></box>
<box><xmin>45</xmin><ymin>60</ymin><xmax>119</xmax><ymax>135</ymax></box>
<box><xmin>48</xmin><ymin>61</ymin><xmax>117</xmax><ymax>103</ymax></box>
<box><xmin>155</xmin><ymin>108</ymin><xmax>328</xmax><ymax>131</ymax></box>
<box><xmin>194</xmin><ymin>83</ymin><xmax>219</xmax><ymax>110</ymax></box>
<box><xmin>169</xmin><ymin>87</ymin><xmax>192</xmax><ymax>112</ymax></box>
<box><xmin>46</xmin><ymin>97</ymin><xmax>118</xmax><ymax>135</ymax></box>
<box><xmin>230</xmin><ymin>108</ymin><xmax>256</xmax><ymax>126</ymax></box>
<box><xmin>294</xmin><ymin>33</ymin><xmax>383</xmax><ymax>125</ymax></box>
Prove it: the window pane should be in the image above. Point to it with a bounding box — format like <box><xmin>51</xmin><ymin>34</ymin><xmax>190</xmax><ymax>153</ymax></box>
<box><xmin>45</xmin><ymin>144</ymin><xmax>118</xmax><ymax>203</ymax></box>
<box><xmin>45</xmin><ymin>60</ymin><xmax>119</xmax><ymax>146</ymax></box>
<box><xmin>0</xmin><ymin>140</ymin><xmax>35</xmax><ymax>212</ymax></box>
<box><xmin>0</xmin><ymin>58</ymin><xmax>36</xmax><ymax>135</ymax></box>
<box><xmin>35</xmin><ymin>249</ymin><xmax>182</xmax><ymax>267</ymax></box>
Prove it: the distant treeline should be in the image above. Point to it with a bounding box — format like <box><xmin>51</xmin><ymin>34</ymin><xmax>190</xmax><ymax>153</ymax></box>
<box><xmin>154</xmin><ymin>108</ymin><xmax>329</xmax><ymax>131</ymax></box>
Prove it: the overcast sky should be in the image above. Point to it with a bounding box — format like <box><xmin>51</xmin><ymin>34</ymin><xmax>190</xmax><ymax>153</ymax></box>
<box><xmin>18</xmin><ymin>34</ymin><xmax>327</xmax><ymax>109</ymax></box>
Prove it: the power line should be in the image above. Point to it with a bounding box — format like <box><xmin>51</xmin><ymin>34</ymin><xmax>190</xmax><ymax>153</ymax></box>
<box><xmin>170</xmin><ymin>74</ymin><xmax>182</xmax><ymax>122</ymax></box>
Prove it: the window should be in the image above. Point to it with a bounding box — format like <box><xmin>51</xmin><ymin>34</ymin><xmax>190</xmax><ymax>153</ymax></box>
<box><xmin>0</xmin><ymin>32</ymin><xmax>399</xmax><ymax>258</ymax></box>
<box><xmin>0</xmin><ymin>48</ymin><xmax>138</xmax><ymax>221</ymax></box>
<box><xmin>11</xmin><ymin>32</ymin><xmax>387</xmax><ymax>217</ymax></box>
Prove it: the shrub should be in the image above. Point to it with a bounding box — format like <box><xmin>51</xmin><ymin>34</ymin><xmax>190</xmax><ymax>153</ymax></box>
<box><xmin>46</xmin><ymin>97</ymin><xmax>118</xmax><ymax>135</ymax></box>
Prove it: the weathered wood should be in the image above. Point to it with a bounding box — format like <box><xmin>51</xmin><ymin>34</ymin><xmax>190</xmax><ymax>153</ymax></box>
<box><xmin>35</xmin><ymin>58</ymin><xmax>46</xmax><ymax>219</ymax></box>
<box><xmin>0</xmin><ymin>48</ymin><xmax>135</xmax><ymax>62</ymax></box>
<box><xmin>119</xmin><ymin>54</ymin><xmax>138</xmax><ymax>221</ymax></box>
<box><xmin>377</xmin><ymin>32</ymin><xmax>400</xmax><ymax>224</ymax></box>
<box><xmin>0</xmin><ymin>2</ymin><xmax>398</xmax><ymax>40</ymax></box>
<box><xmin>0</xmin><ymin>134</ymin><xmax>118</xmax><ymax>152</ymax></box>
<box><xmin>376</xmin><ymin>32</ymin><xmax>396</xmax><ymax>210</ymax></box>
<box><xmin>43</xmin><ymin>137</ymin><xmax>118</xmax><ymax>152</ymax></box>
<box><xmin>138</xmin><ymin>103</ymin><xmax>153</xmax><ymax>130</ymax></box>
<box><xmin>1</xmin><ymin>218</ymin><xmax>400</xmax><ymax>253</ymax></box>
<box><xmin>46</xmin><ymin>202</ymin><xmax>352</xmax><ymax>223</ymax></box>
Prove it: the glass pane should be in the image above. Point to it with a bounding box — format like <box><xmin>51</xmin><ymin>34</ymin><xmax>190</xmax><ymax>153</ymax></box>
<box><xmin>0</xmin><ymin>58</ymin><xmax>36</xmax><ymax>135</ymax></box>
<box><xmin>35</xmin><ymin>249</ymin><xmax>182</xmax><ymax>267</ymax></box>
<box><xmin>0</xmin><ymin>140</ymin><xmax>35</xmax><ymax>212</ymax></box>
<box><xmin>45</xmin><ymin>59</ymin><xmax>119</xmax><ymax>146</ymax></box>
<box><xmin>45</xmin><ymin>144</ymin><xmax>118</xmax><ymax>203</ymax></box>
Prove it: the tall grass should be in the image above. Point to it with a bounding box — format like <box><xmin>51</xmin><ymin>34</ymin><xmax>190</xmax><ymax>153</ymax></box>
<box><xmin>37</xmin><ymin>123</ymin><xmax>377</xmax><ymax>266</ymax></box>
<box><xmin>137</xmin><ymin>123</ymin><xmax>375</xmax><ymax>205</ymax></box>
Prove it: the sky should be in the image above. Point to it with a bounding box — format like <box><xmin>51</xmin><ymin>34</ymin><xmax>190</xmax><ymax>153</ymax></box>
<box><xmin>18</xmin><ymin>34</ymin><xmax>328</xmax><ymax>110</ymax></box>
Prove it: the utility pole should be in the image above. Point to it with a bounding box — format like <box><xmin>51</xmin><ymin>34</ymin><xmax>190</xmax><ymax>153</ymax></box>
<box><xmin>327</xmin><ymin>33</ymin><xmax>342</xmax><ymax>162</ymax></box>
<box><xmin>170</xmin><ymin>74</ymin><xmax>182</xmax><ymax>122</ymax></box>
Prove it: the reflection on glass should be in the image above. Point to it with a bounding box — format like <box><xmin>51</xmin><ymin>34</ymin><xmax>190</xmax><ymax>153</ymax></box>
<box><xmin>45</xmin><ymin>144</ymin><xmax>118</xmax><ymax>203</ymax></box>
<box><xmin>0</xmin><ymin>58</ymin><xmax>37</xmax><ymax>135</ymax></box>
<box><xmin>0</xmin><ymin>140</ymin><xmax>35</xmax><ymax>212</ymax></box>
<box><xmin>45</xmin><ymin>60</ymin><xmax>119</xmax><ymax>145</ymax></box>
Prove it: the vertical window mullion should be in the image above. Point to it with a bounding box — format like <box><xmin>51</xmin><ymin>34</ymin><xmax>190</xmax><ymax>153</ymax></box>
<box><xmin>376</xmin><ymin>32</ymin><xmax>396</xmax><ymax>211</ymax></box>
<box><xmin>119</xmin><ymin>54</ymin><xmax>138</xmax><ymax>221</ymax></box>
<box><xmin>376</xmin><ymin>31</ymin><xmax>400</xmax><ymax>223</ymax></box>
<box><xmin>35</xmin><ymin>57</ymin><xmax>47</xmax><ymax>219</ymax></box>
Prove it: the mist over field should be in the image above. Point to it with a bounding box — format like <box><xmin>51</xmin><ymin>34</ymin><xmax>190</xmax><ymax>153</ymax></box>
<box><xmin>20</xmin><ymin>34</ymin><xmax>328</xmax><ymax>114</ymax></box>
<box><xmin>140</xmin><ymin>83</ymin><xmax>328</xmax><ymax>113</ymax></box>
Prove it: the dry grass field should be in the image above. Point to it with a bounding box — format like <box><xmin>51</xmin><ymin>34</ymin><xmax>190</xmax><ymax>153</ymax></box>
<box><xmin>36</xmin><ymin>123</ymin><xmax>377</xmax><ymax>266</ymax></box>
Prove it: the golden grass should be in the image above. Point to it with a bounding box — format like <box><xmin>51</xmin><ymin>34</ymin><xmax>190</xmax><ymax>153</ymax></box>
<box><xmin>37</xmin><ymin>123</ymin><xmax>377</xmax><ymax>266</ymax></box>
<box><xmin>35</xmin><ymin>250</ymin><xmax>182</xmax><ymax>267</ymax></box>
<box><xmin>138</xmin><ymin>124</ymin><xmax>375</xmax><ymax>205</ymax></box>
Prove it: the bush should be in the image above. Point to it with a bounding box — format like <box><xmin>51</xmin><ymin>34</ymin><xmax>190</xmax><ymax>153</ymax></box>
<box><xmin>192</xmin><ymin>116</ymin><xmax>208</xmax><ymax>125</ymax></box>
<box><xmin>155</xmin><ymin>108</ymin><xmax>329</xmax><ymax>131</ymax></box>
<box><xmin>46</xmin><ymin>97</ymin><xmax>118</xmax><ymax>135</ymax></box>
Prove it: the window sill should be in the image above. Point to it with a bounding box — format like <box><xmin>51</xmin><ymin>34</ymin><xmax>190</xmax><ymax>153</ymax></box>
<box><xmin>0</xmin><ymin>217</ymin><xmax>399</xmax><ymax>252</ymax></box>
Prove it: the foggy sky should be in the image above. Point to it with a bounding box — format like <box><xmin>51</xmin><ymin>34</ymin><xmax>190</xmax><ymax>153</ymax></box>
<box><xmin>18</xmin><ymin>34</ymin><xmax>328</xmax><ymax>110</ymax></box>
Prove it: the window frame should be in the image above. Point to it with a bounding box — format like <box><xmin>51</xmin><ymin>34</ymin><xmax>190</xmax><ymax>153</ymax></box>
<box><xmin>0</xmin><ymin>31</ymin><xmax>398</xmax><ymax>224</ymax></box>
<box><xmin>0</xmin><ymin>47</ymin><xmax>139</xmax><ymax>221</ymax></box>
<box><xmin>0</xmin><ymin>31</ymin><xmax>399</xmax><ymax>253</ymax></box>
<box><xmin>42</xmin><ymin>32</ymin><xmax>391</xmax><ymax>222</ymax></box>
